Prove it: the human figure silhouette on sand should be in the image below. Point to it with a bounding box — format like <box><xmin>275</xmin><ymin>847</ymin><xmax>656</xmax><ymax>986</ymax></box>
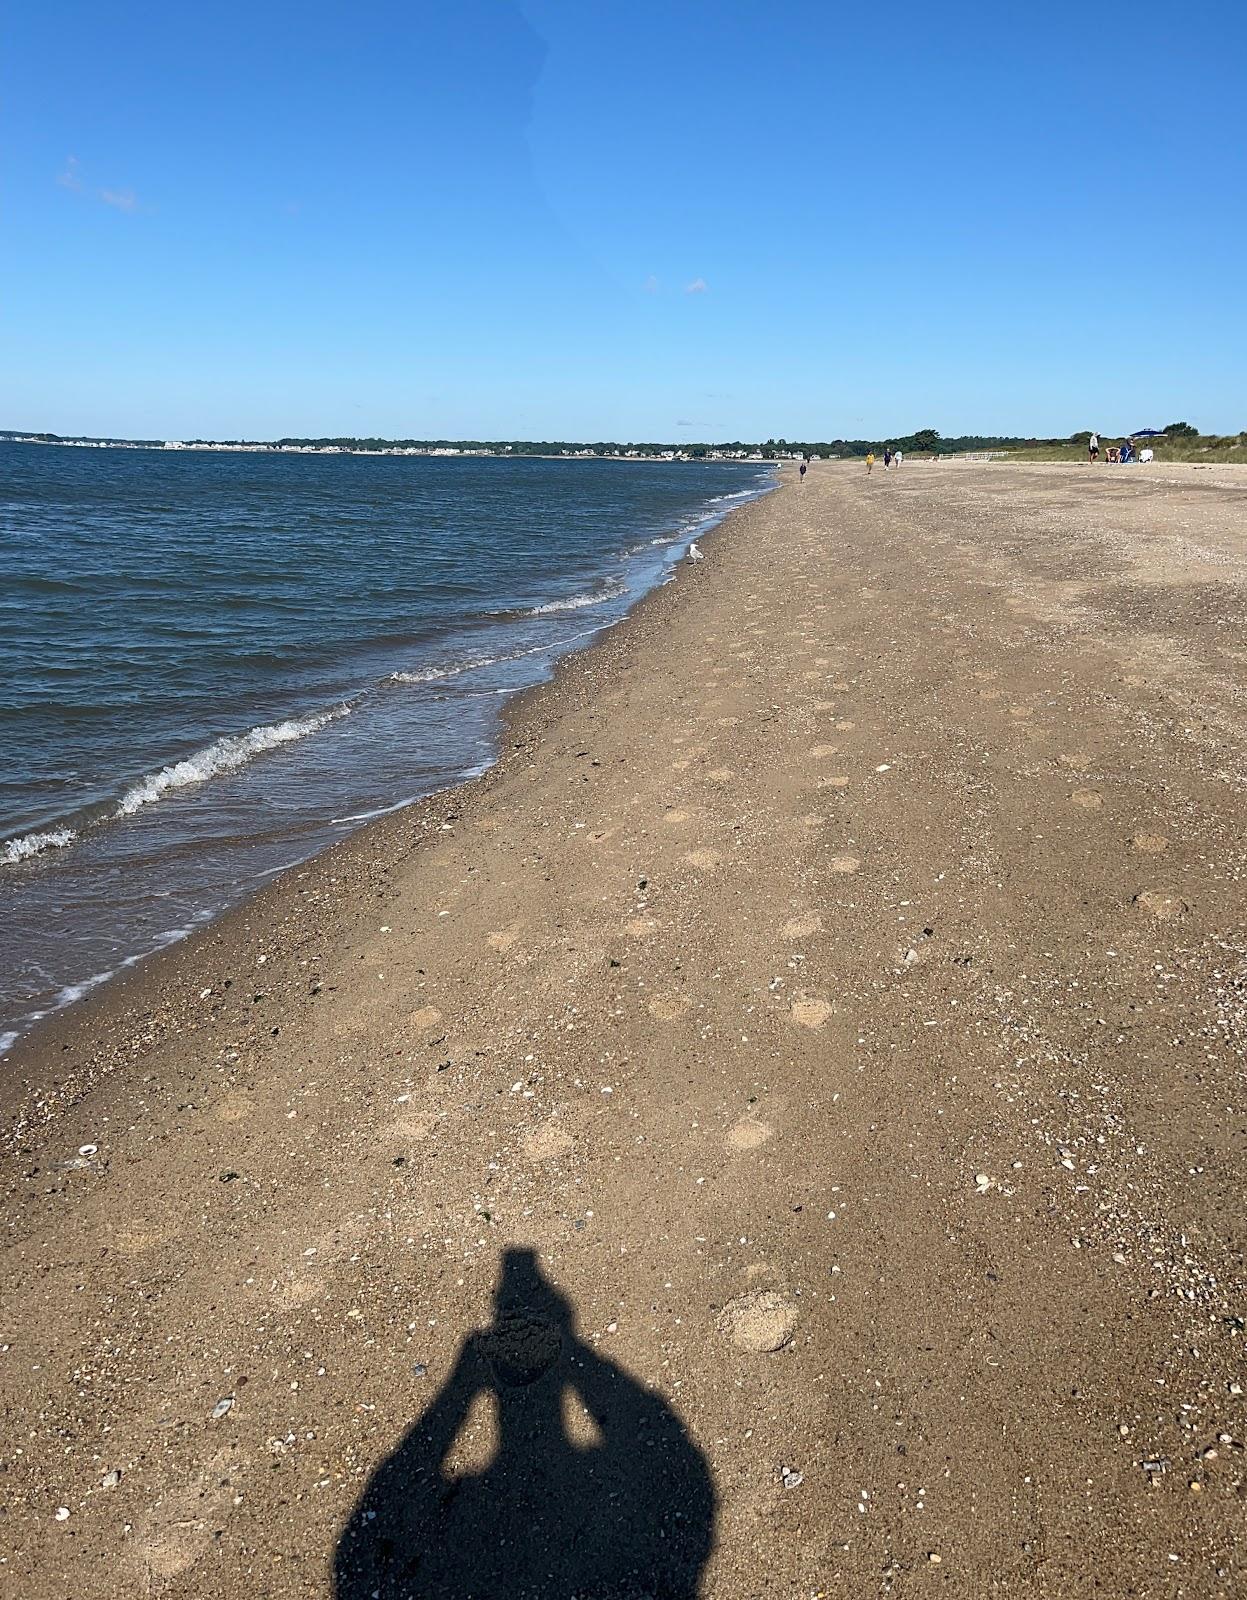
<box><xmin>335</xmin><ymin>1247</ymin><xmax>716</xmax><ymax>1599</ymax></box>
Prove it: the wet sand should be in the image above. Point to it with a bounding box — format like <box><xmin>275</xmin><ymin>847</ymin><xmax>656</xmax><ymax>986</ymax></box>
<box><xmin>3</xmin><ymin>460</ymin><xmax>1246</xmax><ymax>1597</ymax></box>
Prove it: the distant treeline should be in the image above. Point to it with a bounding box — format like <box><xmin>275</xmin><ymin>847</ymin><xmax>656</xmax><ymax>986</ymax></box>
<box><xmin>4</xmin><ymin>424</ymin><xmax>1242</xmax><ymax>459</ymax></box>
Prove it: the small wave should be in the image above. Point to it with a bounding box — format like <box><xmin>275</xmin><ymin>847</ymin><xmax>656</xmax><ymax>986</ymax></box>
<box><xmin>389</xmin><ymin>658</ymin><xmax>496</xmax><ymax>685</ymax></box>
<box><xmin>2</xmin><ymin>827</ymin><xmax>79</xmax><ymax>866</ymax></box>
<box><xmin>527</xmin><ymin>580</ymin><xmax>626</xmax><ymax>616</ymax></box>
<box><xmin>115</xmin><ymin>705</ymin><xmax>350</xmax><ymax>817</ymax></box>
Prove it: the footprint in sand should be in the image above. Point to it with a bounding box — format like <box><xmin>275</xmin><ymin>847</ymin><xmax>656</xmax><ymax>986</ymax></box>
<box><xmin>819</xmin><ymin>775</ymin><xmax>850</xmax><ymax>790</ymax></box>
<box><xmin>1133</xmin><ymin>889</ymin><xmax>1187</xmax><ymax>919</ymax></box>
<box><xmin>1130</xmin><ymin>832</ymin><xmax>1169</xmax><ymax>854</ymax></box>
<box><xmin>663</xmin><ymin>808</ymin><xmax>692</xmax><ymax>825</ymax></box>
<box><xmin>1070</xmin><ymin>790</ymin><xmax>1103</xmax><ymax>810</ymax></box>
<box><xmin>1057</xmin><ymin>752</ymin><xmax>1090</xmax><ymax>769</ymax></box>
<box><xmin>410</xmin><ymin>1005</ymin><xmax>443</xmax><ymax>1031</ymax></box>
<box><xmin>706</xmin><ymin>767</ymin><xmax>734</xmax><ymax>783</ymax></box>
<box><xmin>726</xmin><ymin>1115</ymin><xmax>774</xmax><ymax>1152</ymax></box>
<box><xmin>683</xmin><ymin>849</ymin><xmax>721</xmax><ymax>870</ymax></box>
<box><xmin>829</xmin><ymin>855</ymin><xmax>860</xmax><ymax>873</ymax></box>
<box><xmin>625</xmin><ymin>917</ymin><xmax>657</xmax><ymax>938</ymax></box>
<box><xmin>488</xmin><ymin>929</ymin><xmax>519</xmax><ymax>953</ymax></box>
<box><xmin>214</xmin><ymin>1091</ymin><xmax>253</xmax><ymax>1124</ymax></box>
<box><xmin>810</xmin><ymin>744</ymin><xmax>839</xmax><ymax>759</ymax></box>
<box><xmin>782</xmin><ymin>914</ymin><xmax>822</xmax><ymax>939</ymax></box>
<box><xmin>1008</xmin><ymin>705</ymin><xmax>1035</xmax><ymax>720</ymax></box>
<box><xmin>718</xmin><ymin>1291</ymin><xmax>798</xmax><ymax>1352</ymax></box>
<box><xmin>111</xmin><ymin>1221</ymin><xmax>178</xmax><ymax>1256</ymax></box>
<box><xmin>393</xmin><ymin>1109</ymin><xmax>439</xmax><ymax>1142</ymax></box>
<box><xmin>792</xmin><ymin>996</ymin><xmax>833</xmax><ymax>1029</ymax></box>
<box><xmin>812</xmin><ymin>700</ymin><xmax>838</xmax><ymax>714</ymax></box>
<box><xmin>835</xmin><ymin>720</ymin><xmax>856</xmax><ymax>732</ymax></box>
<box><xmin>521</xmin><ymin>1123</ymin><xmax>574</xmax><ymax>1161</ymax></box>
<box><xmin>648</xmin><ymin>995</ymin><xmax>692</xmax><ymax>1022</ymax></box>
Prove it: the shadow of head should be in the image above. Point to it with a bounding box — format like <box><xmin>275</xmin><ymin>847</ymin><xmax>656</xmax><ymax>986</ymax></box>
<box><xmin>335</xmin><ymin>1247</ymin><xmax>715</xmax><ymax>1599</ymax></box>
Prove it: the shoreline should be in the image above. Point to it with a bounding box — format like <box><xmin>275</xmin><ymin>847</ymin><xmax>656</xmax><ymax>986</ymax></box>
<box><xmin>0</xmin><ymin>475</ymin><xmax>776</xmax><ymax>1142</ymax></box>
<box><xmin>0</xmin><ymin>464</ymin><xmax>775</xmax><ymax>1073</ymax></box>
<box><xmin>4</xmin><ymin>459</ymin><xmax>1244</xmax><ymax>1596</ymax></box>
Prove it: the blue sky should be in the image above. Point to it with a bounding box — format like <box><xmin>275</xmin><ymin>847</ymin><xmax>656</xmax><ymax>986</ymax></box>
<box><xmin>5</xmin><ymin>1</ymin><xmax>1244</xmax><ymax>441</ymax></box>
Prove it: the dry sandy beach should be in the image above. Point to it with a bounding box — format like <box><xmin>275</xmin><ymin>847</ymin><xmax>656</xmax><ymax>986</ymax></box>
<box><xmin>3</xmin><ymin>461</ymin><xmax>1246</xmax><ymax>1597</ymax></box>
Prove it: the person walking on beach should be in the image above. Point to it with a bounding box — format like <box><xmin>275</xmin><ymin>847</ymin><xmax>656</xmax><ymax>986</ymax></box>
<box><xmin>883</xmin><ymin>447</ymin><xmax>892</xmax><ymax>470</ymax></box>
<box><xmin>1089</xmin><ymin>431</ymin><xmax>1100</xmax><ymax>463</ymax></box>
<box><xmin>799</xmin><ymin>455</ymin><xmax>807</xmax><ymax>482</ymax></box>
<box><xmin>866</xmin><ymin>452</ymin><xmax>875</xmax><ymax>474</ymax></box>
<box><xmin>894</xmin><ymin>449</ymin><xmax>903</xmax><ymax>470</ymax></box>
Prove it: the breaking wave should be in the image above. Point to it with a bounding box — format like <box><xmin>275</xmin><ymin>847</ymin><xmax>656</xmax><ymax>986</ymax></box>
<box><xmin>526</xmin><ymin>579</ymin><xmax>627</xmax><ymax>615</ymax></box>
<box><xmin>115</xmin><ymin>705</ymin><xmax>350</xmax><ymax>817</ymax></box>
<box><xmin>2</xmin><ymin>827</ymin><xmax>79</xmax><ymax>866</ymax></box>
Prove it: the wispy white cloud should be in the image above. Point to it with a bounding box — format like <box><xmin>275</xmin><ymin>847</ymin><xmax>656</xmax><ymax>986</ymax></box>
<box><xmin>57</xmin><ymin>157</ymin><xmax>143</xmax><ymax>213</ymax></box>
<box><xmin>685</xmin><ymin>277</ymin><xmax>708</xmax><ymax>294</ymax></box>
<box><xmin>56</xmin><ymin>155</ymin><xmax>83</xmax><ymax>192</ymax></box>
<box><xmin>643</xmin><ymin>273</ymin><xmax>659</xmax><ymax>294</ymax></box>
<box><xmin>99</xmin><ymin>187</ymin><xmax>139</xmax><ymax>213</ymax></box>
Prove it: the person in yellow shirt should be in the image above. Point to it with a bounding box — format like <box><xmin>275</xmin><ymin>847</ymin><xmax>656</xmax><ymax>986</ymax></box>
<box><xmin>865</xmin><ymin>452</ymin><xmax>875</xmax><ymax>474</ymax></box>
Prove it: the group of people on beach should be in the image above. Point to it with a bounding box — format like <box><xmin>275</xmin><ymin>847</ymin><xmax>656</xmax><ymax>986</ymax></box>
<box><xmin>1088</xmin><ymin>431</ymin><xmax>1146</xmax><ymax>465</ymax></box>
<box><xmin>865</xmin><ymin>446</ymin><xmax>903</xmax><ymax>474</ymax></box>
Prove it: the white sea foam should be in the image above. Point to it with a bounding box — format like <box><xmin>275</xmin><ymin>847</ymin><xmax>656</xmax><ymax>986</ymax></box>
<box><xmin>115</xmin><ymin>705</ymin><xmax>350</xmax><ymax>817</ymax></box>
<box><xmin>527</xmin><ymin>579</ymin><xmax>626</xmax><ymax>615</ymax></box>
<box><xmin>389</xmin><ymin>658</ymin><xmax>496</xmax><ymax>685</ymax></box>
<box><xmin>331</xmin><ymin>796</ymin><xmax>417</xmax><ymax>825</ymax></box>
<box><xmin>2</xmin><ymin>827</ymin><xmax>79</xmax><ymax>866</ymax></box>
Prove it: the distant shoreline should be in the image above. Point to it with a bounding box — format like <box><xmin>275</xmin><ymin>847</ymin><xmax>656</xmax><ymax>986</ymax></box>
<box><xmin>0</xmin><ymin>434</ymin><xmax>780</xmax><ymax>464</ymax></box>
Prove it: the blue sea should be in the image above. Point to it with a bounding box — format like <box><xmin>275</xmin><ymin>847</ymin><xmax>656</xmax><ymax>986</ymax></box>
<box><xmin>0</xmin><ymin>443</ymin><xmax>773</xmax><ymax>1052</ymax></box>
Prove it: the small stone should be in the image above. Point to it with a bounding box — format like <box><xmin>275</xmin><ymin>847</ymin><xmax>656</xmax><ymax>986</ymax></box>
<box><xmin>412</xmin><ymin>1363</ymin><xmax>427</xmax><ymax>1379</ymax></box>
<box><xmin>779</xmin><ymin>1465</ymin><xmax>804</xmax><ymax>1489</ymax></box>
<box><xmin>101</xmin><ymin>1469</ymin><xmax>122</xmax><ymax>1490</ymax></box>
<box><xmin>78</xmin><ymin>1144</ymin><xmax>98</xmax><ymax>1158</ymax></box>
<box><xmin>212</xmin><ymin>1396</ymin><xmax>235</xmax><ymax>1420</ymax></box>
<box><xmin>54</xmin><ymin>1507</ymin><xmax>70</xmax><ymax>1522</ymax></box>
<box><xmin>927</xmin><ymin>1553</ymin><xmax>942</xmax><ymax>1565</ymax></box>
<box><xmin>975</xmin><ymin>1174</ymin><xmax>992</xmax><ymax>1193</ymax></box>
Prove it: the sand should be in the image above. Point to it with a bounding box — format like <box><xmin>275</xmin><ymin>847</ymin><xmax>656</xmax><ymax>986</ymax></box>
<box><xmin>3</xmin><ymin>460</ymin><xmax>1246</xmax><ymax>1597</ymax></box>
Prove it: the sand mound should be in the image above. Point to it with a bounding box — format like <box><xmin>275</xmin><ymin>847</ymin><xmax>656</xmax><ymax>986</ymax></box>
<box><xmin>717</xmin><ymin>1291</ymin><xmax>798</xmax><ymax>1352</ymax></box>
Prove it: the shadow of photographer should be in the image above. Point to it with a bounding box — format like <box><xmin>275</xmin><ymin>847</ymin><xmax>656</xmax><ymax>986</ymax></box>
<box><xmin>335</xmin><ymin>1246</ymin><xmax>716</xmax><ymax>1598</ymax></box>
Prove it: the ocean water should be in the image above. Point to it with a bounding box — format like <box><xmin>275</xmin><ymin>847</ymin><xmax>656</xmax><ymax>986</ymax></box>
<box><xmin>0</xmin><ymin>444</ymin><xmax>773</xmax><ymax>1053</ymax></box>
